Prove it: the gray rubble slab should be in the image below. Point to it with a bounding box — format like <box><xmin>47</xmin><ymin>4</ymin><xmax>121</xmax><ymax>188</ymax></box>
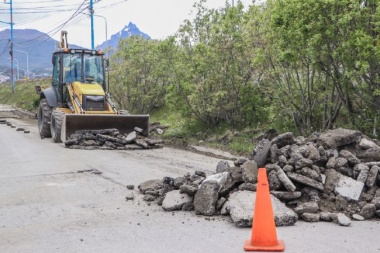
<box><xmin>193</xmin><ymin>181</ymin><xmax>220</xmax><ymax>216</ymax></box>
<box><xmin>317</xmin><ymin>128</ymin><xmax>362</xmax><ymax>149</ymax></box>
<box><xmin>371</xmin><ymin>189</ymin><xmax>380</xmax><ymax>209</ymax></box>
<box><xmin>334</xmin><ymin>174</ymin><xmax>364</xmax><ymax>201</ymax></box>
<box><xmin>216</xmin><ymin>160</ymin><xmax>230</xmax><ymax>173</ymax></box>
<box><xmin>287</xmin><ymin>172</ymin><xmax>324</xmax><ymax>191</ymax></box>
<box><xmin>294</xmin><ymin>202</ymin><xmax>319</xmax><ymax>214</ymax></box>
<box><xmin>352</xmin><ymin>214</ymin><xmax>365</xmax><ymax>221</ymax></box>
<box><xmin>250</xmin><ymin>139</ymin><xmax>271</xmax><ymax>167</ymax></box>
<box><xmin>162</xmin><ymin>190</ymin><xmax>193</xmax><ymax>211</ymax></box>
<box><xmin>359</xmin><ymin>204</ymin><xmax>376</xmax><ymax>219</ymax></box>
<box><xmin>357</xmin><ymin>168</ymin><xmax>369</xmax><ymax>184</ymax></box>
<box><xmin>241</xmin><ymin>160</ymin><xmax>258</xmax><ymax>184</ymax></box>
<box><xmin>366</xmin><ymin>165</ymin><xmax>379</xmax><ymax>187</ymax></box>
<box><xmin>324</xmin><ymin>169</ymin><xmax>340</xmax><ymax>194</ymax></box>
<box><xmin>270</xmin><ymin>191</ymin><xmax>302</xmax><ymax>201</ymax></box>
<box><xmin>271</xmin><ymin>132</ymin><xmax>294</xmax><ymax>148</ymax></box>
<box><xmin>202</xmin><ymin>172</ymin><xmax>229</xmax><ymax>190</ymax></box>
<box><xmin>223</xmin><ymin>191</ymin><xmax>298</xmax><ymax>227</ymax></box>
<box><xmin>332</xmin><ymin>213</ymin><xmax>351</xmax><ymax>226</ymax></box>
<box><xmin>138</xmin><ymin>179</ymin><xmax>161</xmax><ymax>194</ymax></box>
<box><xmin>276</xmin><ymin>167</ymin><xmax>296</xmax><ymax>192</ymax></box>
<box><xmin>301</xmin><ymin>213</ymin><xmax>320</xmax><ymax>222</ymax></box>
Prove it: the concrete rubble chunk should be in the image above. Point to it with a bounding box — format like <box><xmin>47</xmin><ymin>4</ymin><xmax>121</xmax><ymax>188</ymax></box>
<box><xmin>371</xmin><ymin>189</ymin><xmax>380</xmax><ymax>209</ymax></box>
<box><xmin>334</xmin><ymin>174</ymin><xmax>364</xmax><ymax>201</ymax></box>
<box><xmin>352</xmin><ymin>214</ymin><xmax>365</xmax><ymax>221</ymax></box>
<box><xmin>356</xmin><ymin>146</ymin><xmax>380</xmax><ymax>161</ymax></box>
<box><xmin>268</xmin><ymin>170</ymin><xmax>282</xmax><ymax>190</ymax></box>
<box><xmin>294</xmin><ymin>158</ymin><xmax>314</xmax><ymax>170</ymax></box>
<box><xmin>332</xmin><ymin>213</ymin><xmax>351</xmax><ymax>226</ymax></box>
<box><xmin>357</xmin><ymin>168</ymin><xmax>369</xmax><ymax>184</ymax></box>
<box><xmin>216</xmin><ymin>160</ymin><xmax>230</xmax><ymax>173</ymax></box>
<box><xmin>300</xmin><ymin>167</ymin><xmax>321</xmax><ymax>182</ymax></box>
<box><xmin>179</xmin><ymin>185</ymin><xmax>198</xmax><ymax>196</ymax></box>
<box><xmin>324</xmin><ymin>169</ymin><xmax>340</xmax><ymax>194</ymax></box>
<box><xmin>234</xmin><ymin>157</ymin><xmax>248</xmax><ymax>167</ymax></box>
<box><xmin>173</xmin><ymin>177</ymin><xmax>186</xmax><ymax>189</ymax></box>
<box><xmin>125</xmin><ymin>131</ymin><xmax>137</xmax><ymax>143</ymax></box>
<box><xmin>366</xmin><ymin>165</ymin><xmax>379</xmax><ymax>187</ymax></box>
<box><xmin>135</xmin><ymin>139</ymin><xmax>149</xmax><ymax>149</ymax></box>
<box><xmin>223</xmin><ymin>191</ymin><xmax>298</xmax><ymax>227</ymax></box>
<box><xmin>162</xmin><ymin>190</ymin><xmax>193</xmax><ymax>211</ymax></box>
<box><xmin>138</xmin><ymin>179</ymin><xmax>161</xmax><ymax>194</ymax></box>
<box><xmin>326</xmin><ymin>157</ymin><xmax>336</xmax><ymax>169</ymax></box>
<box><xmin>271</xmin><ymin>132</ymin><xmax>294</xmax><ymax>148</ymax></box>
<box><xmin>227</xmin><ymin>166</ymin><xmax>243</xmax><ymax>183</ymax></box>
<box><xmin>241</xmin><ymin>160</ymin><xmax>258</xmax><ymax>184</ymax></box>
<box><xmin>339</xmin><ymin>150</ymin><xmax>361</xmax><ymax>165</ymax></box>
<box><xmin>270</xmin><ymin>191</ymin><xmax>301</xmax><ymax>201</ymax></box>
<box><xmin>238</xmin><ymin>183</ymin><xmax>256</xmax><ymax>191</ymax></box>
<box><xmin>301</xmin><ymin>213</ymin><xmax>320</xmax><ymax>222</ymax></box>
<box><xmin>269</xmin><ymin>144</ymin><xmax>280</xmax><ymax>163</ymax></box>
<box><xmin>202</xmin><ymin>172</ymin><xmax>229</xmax><ymax>191</ymax></box>
<box><xmin>317</xmin><ymin>128</ymin><xmax>362</xmax><ymax>149</ymax></box>
<box><xmin>250</xmin><ymin>139</ymin><xmax>271</xmax><ymax>167</ymax></box>
<box><xmin>287</xmin><ymin>172</ymin><xmax>324</xmax><ymax>191</ymax></box>
<box><xmin>305</xmin><ymin>143</ymin><xmax>321</xmax><ymax>161</ymax></box>
<box><xmin>359</xmin><ymin>204</ymin><xmax>376</xmax><ymax>219</ymax></box>
<box><xmin>359</xmin><ymin>138</ymin><xmax>379</xmax><ymax>149</ymax></box>
<box><xmin>320</xmin><ymin>212</ymin><xmax>333</xmax><ymax>222</ymax></box>
<box><xmin>294</xmin><ymin>202</ymin><xmax>319</xmax><ymax>214</ymax></box>
<box><xmin>216</xmin><ymin>197</ymin><xmax>227</xmax><ymax>211</ymax></box>
<box><xmin>276</xmin><ymin>167</ymin><xmax>296</xmax><ymax>192</ymax></box>
<box><xmin>193</xmin><ymin>181</ymin><xmax>220</xmax><ymax>216</ymax></box>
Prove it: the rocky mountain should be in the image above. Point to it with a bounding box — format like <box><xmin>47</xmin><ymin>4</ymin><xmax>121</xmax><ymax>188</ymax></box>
<box><xmin>96</xmin><ymin>22</ymin><xmax>151</xmax><ymax>50</ymax></box>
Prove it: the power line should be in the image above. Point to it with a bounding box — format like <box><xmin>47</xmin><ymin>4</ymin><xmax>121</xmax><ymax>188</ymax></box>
<box><xmin>13</xmin><ymin>0</ymin><xmax>88</xmax><ymax>47</ymax></box>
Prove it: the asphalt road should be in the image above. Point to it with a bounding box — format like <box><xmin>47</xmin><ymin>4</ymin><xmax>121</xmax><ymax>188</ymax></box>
<box><xmin>0</xmin><ymin>113</ymin><xmax>380</xmax><ymax>253</ymax></box>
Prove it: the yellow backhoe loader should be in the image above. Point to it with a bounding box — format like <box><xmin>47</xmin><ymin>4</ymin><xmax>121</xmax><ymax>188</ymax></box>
<box><xmin>36</xmin><ymin>31</ymin><xmax>149</xmax><ymax>142</ymax></box>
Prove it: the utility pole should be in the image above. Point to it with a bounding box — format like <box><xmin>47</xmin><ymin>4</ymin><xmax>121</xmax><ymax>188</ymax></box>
<box><xmin>90</xmin><ymin>0</ymin><xmax>94</xmax><ymax>49</ymax></box>
<box><xmin>2</xmin><ymin>0</ymin><xmax>14</xmax><ymax>93</ymax></box>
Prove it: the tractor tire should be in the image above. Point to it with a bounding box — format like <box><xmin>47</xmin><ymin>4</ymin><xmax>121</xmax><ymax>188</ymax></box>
<box><xmin>51</xmin><ymin>110</ymin><xmax>64</xmax><ymax>143</ymax></box>
<box><xmin>38</xmin><ymin>98</ymin><xmax>52</xmax><ymax>138</ymax></box>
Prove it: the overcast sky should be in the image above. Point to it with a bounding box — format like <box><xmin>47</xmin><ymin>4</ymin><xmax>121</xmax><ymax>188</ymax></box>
<box><xmin>0</xmin><ymin>0</ymin><xmax>256</xmax><ymax>48</ymax></box>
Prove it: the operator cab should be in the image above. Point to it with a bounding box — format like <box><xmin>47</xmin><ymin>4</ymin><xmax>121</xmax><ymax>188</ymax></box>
<box><xmin>51</xmin><ymin>48</ymin><xmax>106</xmax><ymax>107</ymax></box>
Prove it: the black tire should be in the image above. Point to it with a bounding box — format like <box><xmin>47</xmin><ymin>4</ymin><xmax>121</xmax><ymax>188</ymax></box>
<box><xmin>38</xmin><ymin>98</ymin><xmax>52</xmax><ymax>138</ymax></box>
<box><xmin>51</xmin><ymin>110</ymin><xmax>64</xmax><ymax>143</ymax></box>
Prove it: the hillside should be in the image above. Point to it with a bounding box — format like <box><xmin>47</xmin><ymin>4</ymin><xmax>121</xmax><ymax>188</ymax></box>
<box><xmin>0</xmin><ymin>29</ymin><xmax>60</xmax><ymax>76</ymax></box>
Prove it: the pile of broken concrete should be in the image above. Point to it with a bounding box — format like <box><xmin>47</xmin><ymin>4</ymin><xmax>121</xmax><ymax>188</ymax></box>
<box><xmin>137</xmin><ymin>128</ymin><xmax>380</xmax><ymax>227</ymax></box>
<box><xmin>64</xmin><ymin>128</ymin><xmax>163</xmax><ymax>150</ymax></box>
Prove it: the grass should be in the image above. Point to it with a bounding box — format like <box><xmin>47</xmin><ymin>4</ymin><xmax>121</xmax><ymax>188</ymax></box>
<box><xmin>0</xmin><ymin>79</ymin><xmax>49</xmax><ymax>112</ymax></box>
<box><xmin>150</xmin><ymin>107</ymin><xmax>257</xmax><ymax>156</ymax></box>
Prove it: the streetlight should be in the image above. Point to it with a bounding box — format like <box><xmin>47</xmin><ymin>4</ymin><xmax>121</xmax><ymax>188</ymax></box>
<box><xmin>94</xmin><ymin>14</ymin><xmax>108</xmax><ymax>51</ymax></box>
<box><xmin>85</xmin><ymin>13</ymin><xmax>108</xmax><ymax>51</ymax></box>
<box><xmin>14</xmin><ymin>49</ymin><xmax>29</xmax><ymax>79</ymax></box>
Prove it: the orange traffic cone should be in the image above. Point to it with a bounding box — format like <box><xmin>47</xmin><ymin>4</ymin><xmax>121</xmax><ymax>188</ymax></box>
<box><xmin>244</xmin><ymin>168</ymin><xmax>285</xmax><ymax>252</ymax></box>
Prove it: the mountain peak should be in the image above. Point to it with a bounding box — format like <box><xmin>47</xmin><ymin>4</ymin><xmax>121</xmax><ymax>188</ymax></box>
<box><xmin>97</xmin><ymin>22</ymin><xmax>151</xmax><ymax>50</ymax></box>
<box><xmin>124</xmin><ymin>22</ymin><xmax>138</xmax><ymax>31</ymax></box>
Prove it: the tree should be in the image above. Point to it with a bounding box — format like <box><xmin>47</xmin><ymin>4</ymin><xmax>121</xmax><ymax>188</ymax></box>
<box><xmin>109</xmin><ymin>36</ymin><xmax>174</xmax><ymax>114</ymax></box>
<box><xmin>170</xmin><ymin>0</ymin><xmax>268</xmax><ymax>128</ymax></box>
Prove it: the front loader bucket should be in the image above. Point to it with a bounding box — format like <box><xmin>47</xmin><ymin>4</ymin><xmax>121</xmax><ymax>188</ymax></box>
<box><xmin>61</xmin><ymin>114</ymin><xmax>150</xmax><ymax>141</ymax></box>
